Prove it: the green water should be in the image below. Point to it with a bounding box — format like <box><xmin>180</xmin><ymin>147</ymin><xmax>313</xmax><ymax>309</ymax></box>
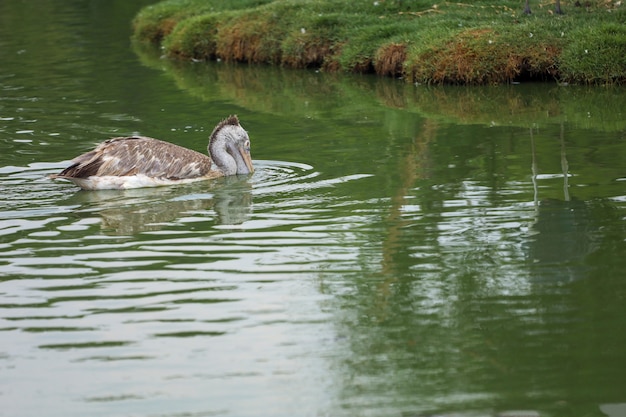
<box><xmin>1</xmin><ymin>2</ymin><xmax>625</xmax><ymax>417</ymax></box>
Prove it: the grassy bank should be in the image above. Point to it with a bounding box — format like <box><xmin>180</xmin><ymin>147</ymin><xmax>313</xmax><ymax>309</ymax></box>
<box><xmin>132</xmin><ymin>0</ymin><xmax>625</xmax><ymax>85</ymax></box>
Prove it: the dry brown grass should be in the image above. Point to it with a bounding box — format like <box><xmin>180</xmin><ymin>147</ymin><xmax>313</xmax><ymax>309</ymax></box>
<box><xmin>281</xmin><ymin>34</ymin><xmax>334</xmax><ymax>69</ymax></box>
<box><xmin>216</xmin><ymin>17</ymin><xmax>282</xmax><ymax>64</ymax></box>
<box><xmin>374</xmin><ymin>43</ymin><xmax>407</xmax><ymax>77</ymax></box>
<box><xmin>408</xmin><ymin>29</ymin><xmax>561</xmax><ymax>84</ymax></box>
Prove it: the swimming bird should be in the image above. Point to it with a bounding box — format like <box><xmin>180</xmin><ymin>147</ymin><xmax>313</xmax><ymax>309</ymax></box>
<box><xmin>50</xmin><ymin>115</ymin><xmax>253</xmax><ymax>190</ymax></box>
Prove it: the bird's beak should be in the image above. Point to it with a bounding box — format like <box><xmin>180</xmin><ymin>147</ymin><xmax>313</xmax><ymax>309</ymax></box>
<box><xmin>238</xmin><ymin>145</ymin><xmax>254</xmax><ymax>174</ymax></box>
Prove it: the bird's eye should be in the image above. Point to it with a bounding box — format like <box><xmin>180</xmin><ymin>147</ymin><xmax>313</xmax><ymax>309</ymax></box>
<box><xmin>245</xmin><ymin>140</ymin><xmax>250</xmax><ymax>148</ymax></box>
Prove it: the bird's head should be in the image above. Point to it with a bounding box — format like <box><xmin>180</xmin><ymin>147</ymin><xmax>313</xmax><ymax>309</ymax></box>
<box><xmin>209</xmin><ymin>115</ymin><xmax>254</xmax><ymax>176</ymax></box>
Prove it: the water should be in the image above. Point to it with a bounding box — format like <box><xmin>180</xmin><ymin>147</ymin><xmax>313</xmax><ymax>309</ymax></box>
<box><xmin>1</xmin><ymin>2</ymin><xmax>626</xmax><ymax>417</ymax></box>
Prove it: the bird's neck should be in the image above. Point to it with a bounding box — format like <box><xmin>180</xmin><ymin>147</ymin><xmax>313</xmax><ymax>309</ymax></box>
<box><xmin>209</xmin><ymin>134</ymin><xmax>237</xmax><ymax>175</ymax></box>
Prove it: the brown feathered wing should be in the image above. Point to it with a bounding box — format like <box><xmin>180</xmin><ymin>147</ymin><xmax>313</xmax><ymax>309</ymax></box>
<box><xmin>53</xmin><ymin>137</ymin><xmax>213</xmax><ymax>180</ymax></box>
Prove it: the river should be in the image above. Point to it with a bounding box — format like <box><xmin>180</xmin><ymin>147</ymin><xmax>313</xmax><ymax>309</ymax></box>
<box><xmin>1</xmin><ymin>2</ymin><xmax>625</xmax><ymax>417</ymax></box>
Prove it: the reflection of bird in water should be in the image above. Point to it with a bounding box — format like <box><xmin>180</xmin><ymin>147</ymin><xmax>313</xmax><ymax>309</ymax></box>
<box><xmin>50</xmin><ymin>115</ymin><xmax>253</xmax><ymax>190</ymax></box>
<box><xmin>212</xmin><ymin>176</ymin><xmax>253</xmax><ymax>225</ymax></box>
<box><xmin>99</xmin><ymin>196</ymin><xmax>212</xmax><ymax>235</ymax></box>
<box><xmin>67</xmin><ymin>177</ymin><xmax>253</xmax><ymax>235</ymax></box>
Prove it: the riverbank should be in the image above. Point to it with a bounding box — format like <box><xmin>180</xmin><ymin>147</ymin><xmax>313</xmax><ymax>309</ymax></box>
<box><xmin>132</xmin><ymin>0</ymin><xmax>625</xmax><ymax>85</ymax></box>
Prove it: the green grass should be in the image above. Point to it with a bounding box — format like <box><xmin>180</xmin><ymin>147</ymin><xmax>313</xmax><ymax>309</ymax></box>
<box><xmin>132</xmin><ymin>0</ymin><xmax>626</xmax><ymax>85</ymax></box>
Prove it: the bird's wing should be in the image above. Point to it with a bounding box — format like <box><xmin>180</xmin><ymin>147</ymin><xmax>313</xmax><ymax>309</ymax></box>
<box><xmin>55</xmin><ymin>137</ymin><xmax>213</xmax><ymax>180</ymax></box>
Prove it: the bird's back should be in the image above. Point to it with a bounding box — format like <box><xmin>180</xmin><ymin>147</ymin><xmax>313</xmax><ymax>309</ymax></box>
<box><xmin>55</xmin><ymin>136</ymin><xmax>213</xmax><ymax>180</ymax></box>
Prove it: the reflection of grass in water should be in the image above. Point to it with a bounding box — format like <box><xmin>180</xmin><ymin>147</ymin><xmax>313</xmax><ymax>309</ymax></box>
<box><xmin>133</xmin><ymin>41</ymin><xmax>626</xmax><ymax>132</ymax></box>
<box><xmin>411</xmin><ymin>85</ymin><xmax>626</xmax><ymax>131</ymax></box>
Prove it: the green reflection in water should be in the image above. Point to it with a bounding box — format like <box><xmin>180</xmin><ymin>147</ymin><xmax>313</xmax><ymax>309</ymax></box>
<box><xmin>135</xmin><ymin>40</ymin><xmax>626</xmax><ymax>133</ymax></box>
<box><xmin>0</xmin><ymin>2</ymin><xmax>625</xmax><ymax>417</ymax></box>
<box><xmin>127</xmin><ymin>54</ymin><xmax>625</xmax><ymax>415</ymax></box>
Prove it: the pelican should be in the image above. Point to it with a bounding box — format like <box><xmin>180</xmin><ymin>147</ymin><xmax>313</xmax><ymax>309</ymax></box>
<box><xmin>50</xmin><ymin>115</ymin><xmax>253</xmax><ymax>190</ymax></box>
